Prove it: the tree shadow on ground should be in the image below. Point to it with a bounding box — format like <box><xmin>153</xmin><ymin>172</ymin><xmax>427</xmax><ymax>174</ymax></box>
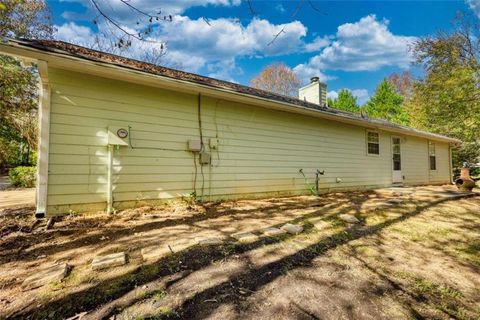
<box><xmin>7</xmin><ymin>196</ymin><xmax>357</xmax><ymax>318</ymax></box>
<box><xmin>0</xmin><ymin>192</ymin><xmax>372</xmax><ymax>265</ymax></box>
<box><xmin>160</xmin><ymin>195</ymin><xmax>478</xmax><ymax>319</ymax></box>
<box><xmin>349</xmin><ymin>250</ymin><xmax>475</xmax><ymax>320</ymax></box>
<box><xmin>10</xmin><ymin>193</ymin><xmax>476</xmax><ymax>320</ymax></box>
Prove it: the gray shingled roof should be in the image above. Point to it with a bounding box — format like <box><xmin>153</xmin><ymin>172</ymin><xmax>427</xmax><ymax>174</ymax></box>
<box><xmin>4</xmin><ymin>38</ymin><xmax>459</xmax><ymax>143</ymax></box>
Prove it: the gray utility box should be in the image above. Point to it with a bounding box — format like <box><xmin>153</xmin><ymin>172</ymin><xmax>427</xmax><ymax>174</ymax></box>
<box><xmin>199</xmin><ymin>151</ymin><xmax>211</xmax><ymax>165</ymax></box>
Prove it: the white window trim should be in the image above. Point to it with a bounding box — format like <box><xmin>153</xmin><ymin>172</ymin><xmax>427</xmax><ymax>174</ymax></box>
<box><xmin>428</xmin><ymin>141</ymin><xmax>437</xmax><ymax>171</ymax></box>
<box><xmin>366</xmin><ymin>130</ymin><xmax>380</xmax><ymax>157</ymax></box>
<box><xmin>391</xmin><ymin>135</ymin><xmax>402</xmax><ymax>170</ymax></box>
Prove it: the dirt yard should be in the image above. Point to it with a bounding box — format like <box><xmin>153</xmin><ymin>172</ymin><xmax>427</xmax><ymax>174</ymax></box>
<box><xmin>0</xmin><ymin>186</ymin><xmax>479</xmax><ymax>320</ymax></box>
<box><xmin>0</xmin><ymin>175</ymin><xmax>35</xmax><ymax>209</ymax></box>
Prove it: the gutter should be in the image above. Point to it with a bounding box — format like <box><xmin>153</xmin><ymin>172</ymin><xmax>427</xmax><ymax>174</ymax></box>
<box><xmin>106</xmin><ymin>145</ymin><xmax>114</xmax><ymax>214</ymax></box>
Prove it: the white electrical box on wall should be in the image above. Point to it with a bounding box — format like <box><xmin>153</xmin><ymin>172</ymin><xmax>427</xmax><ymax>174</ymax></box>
<box><xmin>107</xmin><ymin>126</ymin><xmax>129</xmax><ymax>147</ymax></box>
<box><xmin>188</xmin><ymin>139</ymin><xmax>202</xmax><ymax>152</ymax></box>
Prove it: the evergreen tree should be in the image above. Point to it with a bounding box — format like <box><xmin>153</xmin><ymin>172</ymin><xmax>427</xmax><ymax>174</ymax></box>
<box><xmin>364</xmin><ymin>79</ymin><xmax>409</xmax><ymax>125</ymax></box>
<box><xmin>330</xmin><ymin>89</ymin><xmax>359</xmax><ymax>112</ymax></box>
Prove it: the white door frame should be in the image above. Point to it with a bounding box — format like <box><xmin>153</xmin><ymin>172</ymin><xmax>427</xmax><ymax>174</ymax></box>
<box><xmin>391</xmin><ymin>136</ymin><xmax>402</xmax><ymax>184</ymax></box>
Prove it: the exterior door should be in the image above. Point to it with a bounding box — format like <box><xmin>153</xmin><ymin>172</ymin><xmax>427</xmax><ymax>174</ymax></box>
<box><xmin>392</xmin><ymin>137</ymin><xmax>402</xmax><ymax>183</ymax></box>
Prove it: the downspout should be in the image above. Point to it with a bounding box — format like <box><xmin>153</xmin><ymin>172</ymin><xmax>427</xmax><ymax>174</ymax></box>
<box><xmin>35</xmin><ymin>61</ymin><xmax>51</xmax><ymax>219</ymax></box>
<box><xmin>449</xmin><ymin>144</ymin><xmax>454</xmax><ymax>184</ymax></box>
<box><xmin>107</xmin><ymin>145</ymin><xmax>114</xmax><ymax>214</ymax></box>
<box><xmin>105</xmin><ymin>129</ymin><xmax>128</xmax><ymax>214</ymax></box>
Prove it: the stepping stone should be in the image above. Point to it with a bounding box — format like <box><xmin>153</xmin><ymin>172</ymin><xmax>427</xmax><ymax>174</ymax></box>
<box><xmin>219</xmin><ymin>227</ymin><xmax>237</xmax><ymax>233</ymax></box>
<box><xmin>309</xmin><ymin>218</ymin><xmax>330</xmax><ymax>230</ymax></box>
<box><xmin>141</xmin><ymin>246</ymin><xmax>171</xmax><ymax>262</ymax></box>
<box><xmin>22</xmin><ymin>263</ymin><xmax>69</xmax><ymax>289</ymax></box>
<box><xmin>197</xmin><ymin>237</ymin><xmax>223</xmax><ymax>246</ymax></box>
<box><xmin>281</xmin><ymin>223</ymin><xmax>304</xmax><ymax>234</ymax></box>
<box><xmin>141</xmin><ymin>241</ymin><xmax>196</xmax><ymax>262</ymax></box>
<box><xmin>232</xmin><ymin>232</ymin><xmax>259</xmax><ymax>243</ymax></box>
<box><xmin>387</xmin><ymin>199</ymin><xmax>403</xmax><ymax>204</ymax></box>
<box><xmin>169</xmin><ymin>240</ymin><xmax>197</xmax><ymax>252</ymax></box>
<box><xmin>263</xmin><ymin>227</ymin><xmax>287</xmax><ymax>237</ymax></box>
<box><xmin>339</xmin><ymin>214</ymin><xmax>360</xmax><ymax>224</ymax></box>
<box><xmin>92</xmin><ymin>252</ymin><xmax>127</xmax><ymax>270</ymax></box>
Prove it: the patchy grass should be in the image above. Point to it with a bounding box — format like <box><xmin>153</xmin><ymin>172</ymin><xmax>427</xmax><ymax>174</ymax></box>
<box><xmin>0</xmin><ymin>186</ymin><xmax>479</xmax><ymax>319</ymax></box>
<box><xmin>457</xmin><ymin>241</ymin><xmax>480</xmax><ymax>267</ymax></box>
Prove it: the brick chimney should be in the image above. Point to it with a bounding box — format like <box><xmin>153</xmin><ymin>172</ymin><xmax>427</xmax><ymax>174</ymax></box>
<box><xmin>298</xmin><ymin>76</ymin><xmax>327</xmax><ymax>106</ymax></box>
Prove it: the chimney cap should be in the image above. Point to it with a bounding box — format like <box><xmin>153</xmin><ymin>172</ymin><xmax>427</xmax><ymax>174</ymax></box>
<box><xmin>310</xmin><ymin>76</ymin><xmax>320</xmax><ymax>83</ymax></box>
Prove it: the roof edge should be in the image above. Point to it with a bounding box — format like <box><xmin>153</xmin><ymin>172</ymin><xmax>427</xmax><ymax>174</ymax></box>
<box><xmin>0</xmin><ymin>38</ymin><xmax>461</xmax><ymax>144</ymax></box>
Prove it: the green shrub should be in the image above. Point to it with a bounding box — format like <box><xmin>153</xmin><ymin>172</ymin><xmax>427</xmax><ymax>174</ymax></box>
<box><xmin>29</xmin><ymin>151</ymin><xmax>38</xmax><ymax>166</ymax></box>
<box><xmin>9</xmin><ymin>166</ymin><xmax>36</xmax><ymax>188</ymax></box>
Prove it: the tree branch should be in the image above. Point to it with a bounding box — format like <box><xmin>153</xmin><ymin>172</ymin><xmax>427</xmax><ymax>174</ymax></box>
<box><xmin>120</xmin><ymin>0</ymin><xmax>159</xmax><ymax>19</ymax></box>
<box><xmin>308</xmin><ymin>0</ymin><xmax>327</xmax><ymax>15</ymax></box>
<box><xmin>90</xmin><ymin>0</ymin><xmax>143</xmax><ymax>41</ymax></box>
<box><xmin>202</xmin><ymin>17</ymin><xmax>211</xmax><ymax>26</ymax></box>
<box><xmin>267</xmin><ymin>0</ymin><xmax>310</xmax><ymax>47</ymax></box>
<box><xmin>267</xmin><ymin>28</ymin><xmax>286</xmax><ymax>46</ymax></box>
<box><xmin>246</xmin><ymin>0</ymin><xmax>256</xmax><ymax>16</ymax></box>
<box><xmin>89</xmin><ymin>0</ymin><xmax>173</xmax><ymax>46</ymax></box>
<box><xmin>291</xmin><ymin>0</ymin><xmax>305</xmax><ymax>19</ymax></box>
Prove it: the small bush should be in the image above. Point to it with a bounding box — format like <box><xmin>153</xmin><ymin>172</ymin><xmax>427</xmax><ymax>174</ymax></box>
<box><xmin>9</xmin><ymin>166</ymin><xmax>36</xmax><ymax>188</ymax></box>
<box><xmin>29</xmin><ymin>151</ymin><xmax>38</xmax><ymax>166</ymax></box>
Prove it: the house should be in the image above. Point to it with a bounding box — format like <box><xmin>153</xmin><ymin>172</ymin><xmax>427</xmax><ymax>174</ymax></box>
<box><xmin>0</xmin><ymin>39</ymin><xmax>459</xmax><ymax>217</ymax></box>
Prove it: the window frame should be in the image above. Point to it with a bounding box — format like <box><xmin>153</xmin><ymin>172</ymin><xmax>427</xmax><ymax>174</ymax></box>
<box><xmin>428</xmin><ymin>141</ymin><xmax>437</xmax><ymax>171</ymax></box>
<box><xmin>391</xmin><ymin>136</ymin><xmax>402</xmax><ymax>171</ymax></box>
<box><xmin>366</xmin><ymin>130</ymin><xmax>380</xmax><ymax>156</ymax></box>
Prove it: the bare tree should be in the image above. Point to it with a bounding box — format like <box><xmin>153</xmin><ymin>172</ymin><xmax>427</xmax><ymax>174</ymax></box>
<box><xmin>388</xmin><ymin>71</ymin><xmax>414</xmax><ymax>99</ymax></box>
<box><xmin>140</xmin><ymin>46</ymin><xmax>167</xmax><ymax>65</ymax></box>
<box><xmin>250</xmin><ymin>62</ymin><xmax>301</xmax><ymax>97</ymax></box>
<box><xmin>86</xmin><ymin>0</ymin><xmax>327</xmax><ymax>49</ymax></box>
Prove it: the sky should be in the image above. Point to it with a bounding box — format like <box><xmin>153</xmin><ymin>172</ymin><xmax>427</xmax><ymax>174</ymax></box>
<box><xmin>47</xmin><ymin>0</ymin><xmax>479</xmax><ymax>104</ymax></box>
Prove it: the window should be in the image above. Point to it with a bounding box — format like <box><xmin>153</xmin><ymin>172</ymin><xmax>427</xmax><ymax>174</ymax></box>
<box><xmin>392</xmin><ymin>137</ymin><xmax>401</xmax><ymax>170</ymax></box>
<box><xmin>429</xmin><ymin>142</ymin><xmax>436</xmax><ymax>170</ymax></box>
<box><xmin>367</xmin><ymin>131</ymin><xmax>380</xmax><ymax>155</ymax></box>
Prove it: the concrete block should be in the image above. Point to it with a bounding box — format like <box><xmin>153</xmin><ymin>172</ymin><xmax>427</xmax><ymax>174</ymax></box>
<box><xmin>169</xmin><ymin>240</ymin><xmax>196</xmax><ymax>252</ymax></box>
<box><xmin>387</xmin><ymin>199</ymin><xmax>403</xmax><ymax>204</ymax></box>
<box><xmin>263</xmin><ymin>227</ymin><xmax>287</xmax><ymax>237</ymax></box>
<box><xmin>232</xmin><ymin>232</ymin><xmax>259</xmax><ymax>243</ymax></box>
<box><xmin>92</xmin><ymin>252</ymin><xmax>127</xmax><ymax>270</ymax></box>
<box><xmin>22</xmin><ymin>263</ymin><xmax>69</xmax><ymax>289</ymax></box>
<box><xmin>141</xmin><ymin>246</ymin><xmax>171</xmax><ymax>262</ymax></box>
<box><xmin>197</xmin><ymin>237</ymin><xmax>223</xmax><ymax>246</ymax></box>
<box><xmin>141</xmin><ymin>241</ymin><xmax>195</xmax><ymax>262</ymax></box>
<box><xmin>339</xmin><ymin>214</ymin><xmax>360</xmax><ymax>224</ymax></box>
<box><xmin>281</xmin><ymin>223</ymin><xmax>304</xmax><ymax>234</ymax></box>
<box><xmin>309</xmin><ymin>218</ymin><xmax>330</xmax><ymax>230</ymax></box>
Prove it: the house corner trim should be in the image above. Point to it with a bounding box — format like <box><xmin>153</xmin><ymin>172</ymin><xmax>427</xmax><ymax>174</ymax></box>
<box><xmin>35</xmin><ymin>60</ymin><xmax>50</xmax><ymax>219</ymax></box>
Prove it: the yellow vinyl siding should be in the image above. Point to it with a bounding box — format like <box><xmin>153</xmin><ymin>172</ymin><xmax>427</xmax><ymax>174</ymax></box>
<box><xmin>401</xmin><ymin>136</ymin><xmax>429</xmax><ymax>185</ymax></box>
<box><xmin>46</xmin><ymin>68</ymin><xmax>450</xmax><ymax>214</ymax></box>
<box><xmin>401</xmin><ymin>137</ymin><xmax>450</xmax><ymax>185</ymax></box>
<box><xmin>428</xmin><ymin>142</ymin><xmax>450</xmax><ymax>184</ymax></box>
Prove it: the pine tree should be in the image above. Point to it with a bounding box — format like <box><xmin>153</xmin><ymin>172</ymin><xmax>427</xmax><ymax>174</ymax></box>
<box><xmin>364</xmin><ymin>79</ymin><xmax>409</xmax><ymax>125</ymax></box>
<box><xmin>330</xmin><ymin>89</ymin><xmax>359</xmax><ymax>113</ymax></box>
